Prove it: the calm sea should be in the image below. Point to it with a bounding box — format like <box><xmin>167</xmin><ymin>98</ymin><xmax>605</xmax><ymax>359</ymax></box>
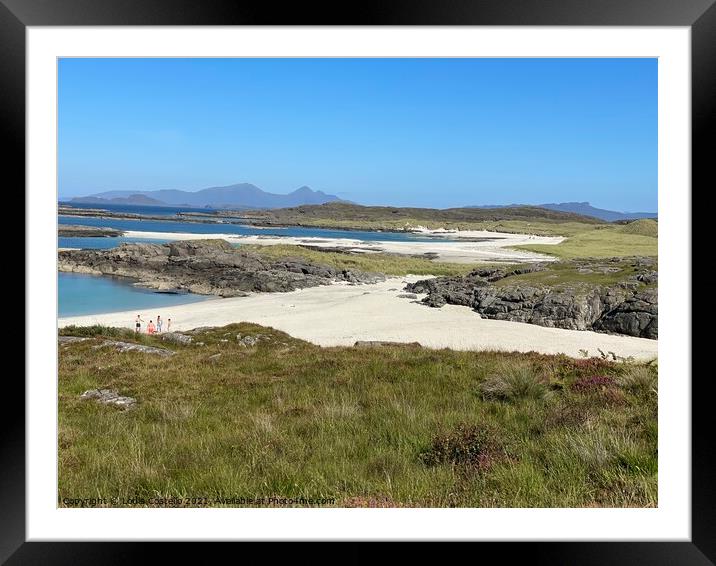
<box><xmin>59</xmin><ymin>272</ymin><xmax>211</xmax><ymax>318</ymax></box>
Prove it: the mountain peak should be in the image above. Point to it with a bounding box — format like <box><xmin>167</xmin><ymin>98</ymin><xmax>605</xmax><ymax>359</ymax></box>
<box><xmin>291</xmin><ymin>185</ymin><xmax>318</xmax><ymax>194</ymax></box>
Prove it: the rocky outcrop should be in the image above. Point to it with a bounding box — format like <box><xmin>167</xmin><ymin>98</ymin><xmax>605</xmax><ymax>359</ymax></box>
<box><xmin>406</xmin><ymin>258</ymin><xmax>657</xmax><ymax>339</ymax></box>
<box><xmin>58</xmin><ymin>336</ymin><xmax>92</xmax><ymax>344</ymax></box>
<box><xmin>93</xmin><ymin>340</ymin><xmax>176</xmax><ymax>356</ymax></box>
<box><xmin>59</xmin><ymin>224</ymin><xmax>125</xmax><ymax>237</ymax></box>
<box><xmin>161</xmin><ymin>332</ymin><xmax>194</xmax><ymax>345</ymax></box>
<box><xmin>58</xmin><ymin>239</ymin><xmax>385</xmax><ymax>297</ymax></box>
<box><xmin>236</xmin><ymin>333</ymin><xmax>270</xmax><ymax>347</ymax></box>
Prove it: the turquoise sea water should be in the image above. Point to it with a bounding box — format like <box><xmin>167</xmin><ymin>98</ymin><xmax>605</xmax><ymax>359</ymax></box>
<box><xmin>59</xmin><ymin>236</ymin><xmax>172</xmax><ymax>249</ymax></box>
<box><xmin>59</xmin><ymin>272</ymin><xmax>211</xmax><ymax>318</ymax></box>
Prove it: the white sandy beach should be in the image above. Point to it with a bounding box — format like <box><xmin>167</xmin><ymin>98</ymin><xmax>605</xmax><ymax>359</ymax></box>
<box><xmin>122</xmin><ymin>229</ymin><xmax>564</xmax><ymax>264</ymax></box>
<box><xmin>59</xmin><ymin>276</ymin><xmax>658</xmax><ymax>360</ymax></box>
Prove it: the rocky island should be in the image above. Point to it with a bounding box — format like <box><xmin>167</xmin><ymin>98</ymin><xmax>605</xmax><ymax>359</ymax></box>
<box><xmin>58</xmin><ymin>224</ymin><xmax>125</xmax><ymax>237</ymax></box>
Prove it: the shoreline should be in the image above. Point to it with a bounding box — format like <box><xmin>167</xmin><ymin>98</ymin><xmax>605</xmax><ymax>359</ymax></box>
<box><xmin>59</xmin><ymin>208</ymin><xmax>575</xmax><ymax>237</ymax></box>
<box><xmin>58</xmin><ymin>276</ymin><xmax>657</xmax><ymax>360</ymax></box>
<box><xmin>121</xmin><ymin>229</ymin><xmax>563</xmax><ymax>264</ymax></box>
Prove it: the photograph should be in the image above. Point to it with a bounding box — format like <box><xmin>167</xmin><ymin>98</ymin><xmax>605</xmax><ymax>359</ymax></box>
<box><xmin>56</xmin><ymin>56</ymin><xmax>660</xmax><ymax>509</ymax></box>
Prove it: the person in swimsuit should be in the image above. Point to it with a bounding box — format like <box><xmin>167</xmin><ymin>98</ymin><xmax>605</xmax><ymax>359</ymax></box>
<box><xmin>135</xmin><ymin>315</ymin><xmax>144</xmax><ymax>333</ymax></box>
<box><xmin>156</xmin><ymin>315</ymin><xmax>162</xmax><ymax>333</ymax></box>
<box><xmin>167</xmin><ymin>318</ymin><xmax>172</xmax><ymax>331</ymax></box>
<box><xmin>147</xmin><ymin>320</ymin><xmax>156</xmax><ymax>335</ymax></box>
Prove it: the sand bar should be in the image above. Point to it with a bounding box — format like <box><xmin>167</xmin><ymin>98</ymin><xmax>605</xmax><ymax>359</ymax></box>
<box><xmin>122</xmin><ymin>230</ymin><xmax>563</xmax><ymax>264</ymax></box>
<box><xmin>59</xmin><ymin>276</ymin><xmax>657</xmax><ymax>360</ymax></box>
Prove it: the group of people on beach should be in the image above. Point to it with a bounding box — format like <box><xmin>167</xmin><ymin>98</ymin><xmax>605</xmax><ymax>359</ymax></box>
<box><xmin>135</xmin><ymin>314</ymin><xmax>171</xmax><ymax>335</ymax></box>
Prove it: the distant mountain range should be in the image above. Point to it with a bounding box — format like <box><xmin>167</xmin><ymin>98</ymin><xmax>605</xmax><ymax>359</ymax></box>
<box><xmin>68</xmin><ymin>184</ymin><xmax>656</xmax><ymax>223</ymax></box>
<box><xmin>69</xmin><ymin>183</ymin><xmax>343</xmax><ymax>209</ymax></box>
<box><xmin>471</xmin><ymin>202</ymin><xmax>657</xmax><ymax>222</ymax></box>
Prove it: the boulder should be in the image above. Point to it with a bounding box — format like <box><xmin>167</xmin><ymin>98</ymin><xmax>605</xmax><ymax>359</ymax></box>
<box><xmin>93</xmin><ymin>340</ymin><xmax>175</xmax><ymax>357</ymax></box>
<box><xmin>161</xmin><ymin>332</ymin><xmax>193</xmax><ymax>345</ymax></box>
<box><xmin>80</xmin><ymin>389</ymin><xmax>136</xmax><ymax>409</ymax></box>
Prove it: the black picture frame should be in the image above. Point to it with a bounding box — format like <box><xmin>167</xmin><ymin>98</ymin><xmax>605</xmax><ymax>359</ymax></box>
<box><xmin>6</xmin><ymin>0</ymin><xmax>710</xmax><ymax>563</ymax></box>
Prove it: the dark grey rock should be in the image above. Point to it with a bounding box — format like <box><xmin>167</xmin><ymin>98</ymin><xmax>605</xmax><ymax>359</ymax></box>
<box><xmin>59</xmin><ymin>240</ymin><xmax>385</xmax><ymax>297</ymax></box>
<box><xmin>405</xmin><ymin>257</ymin><xmax>657</xmax><ymax>339</ymax></box>
<box><xmin>58</xmin><ymin>225</ymin><xmax>124</xmax><ymax>238</ymax></box>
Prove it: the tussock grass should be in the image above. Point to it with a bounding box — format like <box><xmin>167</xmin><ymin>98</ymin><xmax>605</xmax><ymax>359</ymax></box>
<box><xmin>58</xmin><ymin>324</ymin><xmax>657</xmax><ymax>508</ymax></box>
<box><xmin>616</xmin><ymin>366</ymin><xmax>658</xmax><ymax>397</ymax></box>
<box><xmin>478</xmin><ymin>362</ymin><xmax>552</xmax><ymax>402</ymax></box>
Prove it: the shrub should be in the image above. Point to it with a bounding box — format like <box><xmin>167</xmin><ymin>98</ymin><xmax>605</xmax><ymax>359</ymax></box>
<box><xmin>419</xmin><ymin>423</ymin><xmax>500</xmax><ymax>470</ymax></box>
<box><xmin>479</xmin><ymin>362</ymin><xmax>551</xmax><ymax>402</ymax></box>
<box><xmin>544</xmin><ymin>401</ymin><xmax>592</xmax><ymax>429</ymax></box>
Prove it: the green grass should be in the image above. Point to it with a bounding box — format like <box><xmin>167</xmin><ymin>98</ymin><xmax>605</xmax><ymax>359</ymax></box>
<box><xmin>248</xmin><ymin>217</ymin><xmax>602</xmax><ymax>237</ymax></box>
<box><xmin>240</xmin><ymin>244</ymin><xmax>480</xmax><ymax>276</ymax></box>
<box><xmin>491</xmin><ymin>258</ymin><xmax>656</xmax><ymax>288</ymax></box>
<box><xmin>516</xmin><ymin>226</ymin><xmax>658</xmax><ymax>259</ymax></box>
<box><xmin>58</xmin><ymin>323</ymin><xmax>657</xmax><ymax>508</ymax></box>
<box><xmin>242</xmin><ymin>202</ymin><xmax>603</xmax><ymax>232</ymax></box>
<box><xmin>619</xmin><ymin>219</ymin><xmax>658</xmax><ymax>238</ymax></box>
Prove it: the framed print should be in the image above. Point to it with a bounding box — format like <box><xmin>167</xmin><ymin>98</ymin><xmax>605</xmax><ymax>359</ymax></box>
<box><xmin>7</xmin><ymin>0</ymin><xmax>712</xmax><ymax>562</ymax></box>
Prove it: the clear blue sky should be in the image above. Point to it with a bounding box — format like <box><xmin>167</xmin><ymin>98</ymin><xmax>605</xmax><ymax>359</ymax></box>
<box><xmin>58</xmin><ymin>58</ymin><xmax>657</xmax><ymax>211</ymax></box>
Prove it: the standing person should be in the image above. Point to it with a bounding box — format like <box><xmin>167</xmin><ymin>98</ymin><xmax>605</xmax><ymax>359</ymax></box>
<box><xmin>156</xmin><ymin>315</ymin><xmax>162</xmax><ymax>334</ymax></box>
<box><xmin>167</xmin><ymin>318</ymin><xmax>172</xmax><ymax>331</ymax></box>
<box><xmin>147</xmin><ymin>320</ymin><xmax>156</xmax><ymax>335</ymax></box>
<box><xmin>135</xmin><ymin>315</ymin><xmax>144</xmax><ymax>333</ymax></box>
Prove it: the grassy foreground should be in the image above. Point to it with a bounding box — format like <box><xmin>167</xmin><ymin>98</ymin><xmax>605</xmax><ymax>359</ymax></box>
<box><xmin>59</xmin><ymin>324</ymin><xmax>657</xmax><ymax>508</ymax></box>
